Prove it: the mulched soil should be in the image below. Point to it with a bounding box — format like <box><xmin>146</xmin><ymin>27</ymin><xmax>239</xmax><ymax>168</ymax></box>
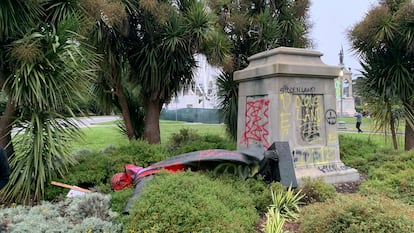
<box><xmin>256</xmin><ymin>173</ymin><xmax>367</xmax><ymax>233</ymax></box>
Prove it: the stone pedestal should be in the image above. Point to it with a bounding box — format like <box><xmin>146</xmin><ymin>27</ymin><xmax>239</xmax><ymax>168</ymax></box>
<box><xmin>337</xmin><ymin>97</ymin><xmax>356</xmax><ymax>117</ymax></box>
<box><xmin>234</xmin><ymin>47</ymin><xmax>359</xmax><ymax>186</ymax></box>
<box><xmin>335</xmin><ymin>68</ymin><xmax>356</xmax><ymax>117</ymax></box>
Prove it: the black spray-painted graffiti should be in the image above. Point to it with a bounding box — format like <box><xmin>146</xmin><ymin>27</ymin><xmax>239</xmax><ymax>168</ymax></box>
<box><xmin>296</xmin><ymin>94</ymin><xmax>321</xmax><ymax>143</ymax></box>
<box><xmin>325</xmin><ymin>109</ymin><xmax>337</xmax><ymax>125</ymax></box>
<box><xmin>292</xmin><ymin>147</ymin><xmax>335</xmax><ymax>165</ymax></box>
<box><xmin>280</xmin><ymin>85</ymin><xmax>316</xmax><ymax>94</ymax></box>
<box><xmin>318</xmin><ymin>164</ymin><xmax>350</xmax><ymax>173</ymax></box>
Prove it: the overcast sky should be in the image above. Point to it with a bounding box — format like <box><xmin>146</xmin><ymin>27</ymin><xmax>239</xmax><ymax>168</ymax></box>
<box><xmin>309</xmin><ymin>0</ymin><xmax>379</xmax><ymax>76</ymax></box>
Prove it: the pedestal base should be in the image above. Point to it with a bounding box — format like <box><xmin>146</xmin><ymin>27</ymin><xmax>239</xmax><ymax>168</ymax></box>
<box><xmin>294</xmin><ymin>161</ymin><xmax>360</xmax><ymax>186</ymax></box>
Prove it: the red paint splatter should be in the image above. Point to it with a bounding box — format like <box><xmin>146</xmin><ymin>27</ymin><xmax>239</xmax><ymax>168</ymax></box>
<box><xmin>240</xmin><ymin>98</ymin><xmax>270</xmax><ymax>149</ymax></box>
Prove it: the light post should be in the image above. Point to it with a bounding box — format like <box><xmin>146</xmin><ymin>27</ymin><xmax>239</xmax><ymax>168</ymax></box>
<box><xmin>339</xmin><ymin>68</ymin><xmax>344</xmax><ymax>117</ymax></box>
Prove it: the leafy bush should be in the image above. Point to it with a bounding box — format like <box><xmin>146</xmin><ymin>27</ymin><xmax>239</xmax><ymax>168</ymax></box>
<box><xmin>299</xmin><ymin>177</ymin><xmax>337</xmax><ymax>204</ymax></box>
<box><xmin>3</xmin><ymin>118</ymin><xmax>81</xmax><ymax>204</ymax></box>
<box><xmin>299</xmin><ymin>194</ymin><xmax>414</xmax><ymax>233</ymax></box>
<box><xmin>168</xmin><ymin>128</ymin><xmax>201</xmax><ymax>151</ymax></box>
<box><xmin>339</xmin><ymin>134</ymin><xmax>378</xmax><ymax>173</ymax></box>
<box><xmin>339</xmin><ymin>134</ymin><xmax>399</xmax><ymax>174</ymax></box>
<box><xmin>263</xmin><ymin>206</ymin><xmax>285</xmax><ymax>233</ymax></box>
<box><xmin>269</xmin><ymin>186</ymin><xmax>303</xmax><ymax>221</ymax></box>
<box><xmin>168</xmin><ymin>128</ymin><xmax>235</xmax><ymax>155</ymax></box>
<box><xmin>358</xmin><ymin>150</ymin><xmax>414</xmax><ymax>204</ymax></box>
<box><xmin>110</xmin><ymin>187</ymin><xmax>134</xmax><ymax>214</ymax></box>
<box><xmin>242</xmin><ymin>177</ymin><xmax>278</xmax><ymax>212</ymax></box>
<box><xmin>125</xmin><ymin>171</ymin><xmax>258</xmax><ymax>232</ymax></box>
<box><xmin>263</xmin><ymin>186</ymin><xmax>303</xmax><ymax>233</ymax></box>
<box><xmin>211</xmin><ymin>174</ymin><xmax>276</xmax><ymax>212</ymax></box>
<box><xmin>0</xmin><ymin>193</ymin><xmax>121</xmax><ymax>233</ymax></box>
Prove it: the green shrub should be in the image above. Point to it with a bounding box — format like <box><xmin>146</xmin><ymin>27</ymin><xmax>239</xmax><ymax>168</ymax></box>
<box><xmin>263</xmin><ymin>206</ymin><xmax>285</xmax><ymax>233</ymax></box>
<box><xmin>356</xmin><ymin>150</ymin><xmax>414</xmax><ymax>203</ymax></box>
<box><xmin>359</xmin><ymin>151</ymin><xmax>414</xmax><ymax>204</ymax></box>
<box><xmin>168</xmin><ymin>128</ymin><xmax>235</xmax><ymax>155</ymax></box>
<box><xmin>110</xmin><ymin>187</ymin><xmax>134</xmax><ymax>213</ymax></box>
<box><xmin>125</xmin><ymin>171</ymin><xmax>258</xmax><ymax>233</ymax></box>
<box><xmin>270</xmin><ymin>186</ymin><xmax>303</xmax><ymax>221</ymax></box>
<box><xmin>263</xmin><ymin>186</ymin><xmax>303</xmax><ymax>233</ymax></box>
<box><xmin>242</xmin><ymin>177</ymin><xmax>277</xmax><ymax>212</ymax></box>
<box><xmin>299</xmin><ymin>177</ymin><xmax>337</xmax><ymax>204</ymax></box>
<box><xmin>339</xmin><ymin>134</ymin><xmax>379</xmax><ymax>173</ymax></box>
<box><xmin>210</xmin><ymin>173</ymin><xmax>275</xmax><ymax>212</ymax></box>
<box><xmin>339</xmin><ymin>134</ymin><xmax>403</xmax><ymax>175</ymax></box>
<box><xmin>299</xmin><ymin>194</ymin><xmax>414</xmax><ymax>233</ymax></box>
<box><xmin>168</xmin><ymin>128</ymin><xmax>202</xmax><ymax>151</ymax></box>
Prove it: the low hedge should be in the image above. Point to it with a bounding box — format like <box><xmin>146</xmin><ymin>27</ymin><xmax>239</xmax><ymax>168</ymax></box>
<box><xmin>300</xmin><ymin>194</ymin><xmax>414</xmax><ymax>233</ymax></box>
<box><xmin>125</xmin><ymin>171</ymin><xmax>259</xmax><ymax>233</ymax></box>
<box><xmin>358</xmin><ymin>150</ymin><xmax>414</xmax><ymax>205</ymax></box>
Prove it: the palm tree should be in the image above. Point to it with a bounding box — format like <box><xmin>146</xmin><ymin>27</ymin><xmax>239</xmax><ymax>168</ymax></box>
<box><xmin>0</xmin><ymin>0</ymin><xmax>43</xmax><ymax>157</ymax></box>
<box><xmin>348</xmin><ymin>0</ymin><xmax>414</xmax><ymax>150</ymax></box>
<box><xmin>126</xmin><ymin>0</ymin><xmax>230</xmax><ymax>144</ymax></box>
<box><xmin>0</xmin><ymin>0</ymin><xmax>102</xmax><ymax>203</ymax></box>
<box><xmin>1</xmin><ymin>0</ymin><xmax>152</xmax><ymax>203</ymax></box>
<box><xmin>81</xmin><ymin>0</ymin><xmax>144</xmax><ymax>141</ymax></box>
<box><xmin>213</xmin><ymin>0</ymin><xmax>312</xmax><ymax>139</ymax></box>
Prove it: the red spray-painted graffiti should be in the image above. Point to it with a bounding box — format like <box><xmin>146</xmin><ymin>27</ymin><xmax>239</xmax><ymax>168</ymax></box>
<box><xmin>240</xmin><ymin>98</ymin><xmax>270</xmax><ymax>149</ymax></box>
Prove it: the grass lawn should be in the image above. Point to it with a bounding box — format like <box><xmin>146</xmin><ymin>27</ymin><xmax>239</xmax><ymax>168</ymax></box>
<box><xmin>339</xmin><ymin>131</ymin><xmax>405</xmax><ymax>150</ymax></box>
<box><xmin>339</xmin><ymin>116</ymin><xmax>405</xmax><ymax>132</ymax></box>
<box><xmin>71</xmin><ymin>120</ymin><xmax>228</xmax><ymax>153</ymax></box>
<box><xmin>71</xmin><ymin>117</ymin><xmax>406</xmax><ymax>153</ymax></box>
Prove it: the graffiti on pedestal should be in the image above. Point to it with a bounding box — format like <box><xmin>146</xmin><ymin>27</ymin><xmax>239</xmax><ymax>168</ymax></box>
<box><xmin>318</xmin><ymin>163</ymin><xmax>351</xmax><ymax>173</ymax></box>
<box><xmin>240</xmin><ymin>96</ymin><xmax>270</xmax><ymax>149</ymax></box>
<box><xmin>325</xmin><ymin>109</ymin><xmax>337</xmax><ymax>125</ymax></box>
<box><xmin>280</xmin><ymin>85</ymin><xmax>323</xmax><ymax>145</ymax></box>
<box><xmin>279</xmin><ymin>92</ymin><xmax>292</xmax><ymax>140</ymax></box>
<box><xmin>292</xmin><ymin>147</ymin><xmax>336</xmax><ymax>166</ymax></box>
<box><xmin>295</xmin><ymin>94</ymin><xmax>322</xmax><ymax>144</ymax></box>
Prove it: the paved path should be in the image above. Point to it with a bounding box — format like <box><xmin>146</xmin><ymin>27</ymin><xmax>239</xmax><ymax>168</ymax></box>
<box><xmin>337</xmin><ymin>123</ymin><xmax>404</xmax><ymax>135</ymax></box>
<box><xmin>73</xmin><ymin>115</ymin><xmax>120</xmax><ymax>128</ymax></box>
<box><xmin>11</xmin><ymin>116</ymin><xmax>120</xmax><ymax>135</ymax></box>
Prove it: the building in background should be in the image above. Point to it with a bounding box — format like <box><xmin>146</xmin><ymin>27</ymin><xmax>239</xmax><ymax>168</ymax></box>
<box><xmin>164</xmin><ymin>54</ymin><xmax>221</xmax><ymax>110</ymax></box>
<box><xmin>161</xmin><ymin>54</ymin><xmax>223</xmax><ymax>123</ymax></box>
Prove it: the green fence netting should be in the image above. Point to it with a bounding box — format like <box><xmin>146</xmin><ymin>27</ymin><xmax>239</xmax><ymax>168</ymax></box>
<box><xmin>160</xmin><ymin>108</ymin><xmax>223</xmax><ymax>124</ymax></box>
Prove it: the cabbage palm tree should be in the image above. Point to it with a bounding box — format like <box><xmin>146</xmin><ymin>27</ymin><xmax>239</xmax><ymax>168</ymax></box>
<box><xmin>0</xmin><ymin>0</ymin><xmax>101</xmax><ymax>203</ymax></box>
<box><xmin>214</xmin><ymin>0</ymin><xmax>312</xmax><ymax>139</ymax></box>
<box><xmin>87</xmin><ymin>1</ymin><xmax>139</xmax><ymax>140</ymax></box>
<box><xmin>349</xmin><ymin>0</ymin><xmax>414</xmax><ymax>150</ymax></box>
<box><xmin>126</xmin><ymin>0</ymin><xmax>231</xmax><ymax>144</ymax></box>
<box><xmin>0</xmin><ymin>0</ymin><xmax>43</xmax><ymax>158</ymax></box>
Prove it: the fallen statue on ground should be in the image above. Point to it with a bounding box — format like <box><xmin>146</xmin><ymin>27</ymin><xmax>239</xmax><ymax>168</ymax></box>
<box><xmin>110</xmin><ymin>142</ymin><xmax>297</xmax><ymax>214</ymax></box>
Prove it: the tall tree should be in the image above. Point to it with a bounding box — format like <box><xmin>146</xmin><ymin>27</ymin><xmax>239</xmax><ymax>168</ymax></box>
<box><xmin>348</xmin><ymin>0</ymin><xmax>414</xmax><ymax>150</ymax></box>
<box><xmin>87</xmin><ymin>0</ymin><xmax>139</xmax><ymax>140</ymax></box>
<box><xmin>213</xmin><ymin>0</ymin><xmax>312</xmax><ymax>139</ymax></box>
<box><xmin>0</xmin><ymin>0</ymin><xmax>43</xmax><ymax>158</ymax></box>
<box><xmin>0</xmin><ymin>0</ymin><xmax>129</xmax><ymax>203</ymax></box>
<box><xmin>126</xmin><ymin>0</ymin><xmax>230</xmax><ymax>144</ymax></box>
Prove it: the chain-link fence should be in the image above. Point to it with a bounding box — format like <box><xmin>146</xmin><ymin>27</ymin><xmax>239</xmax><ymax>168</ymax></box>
<box><xmin>161</xmin><ymin>108</ymin><xmax>223</xmax><ymax>124</ymax></box>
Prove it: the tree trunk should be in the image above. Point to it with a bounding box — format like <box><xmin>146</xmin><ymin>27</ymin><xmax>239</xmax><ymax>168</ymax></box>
<box><xmin>0</xmin><ymin>98</ymin><xmax>16</xmax><ymax>157</ymax></box>
<box><xmin>0</xmin><ymin>68</ymin><xmax>16</xmax><ymax>157</ymax></box>
<box><xmin>390</xmin><ymin>115</ymin><xmax>398</xmax><ymax>150</ymax></box>
<box><xmin>116</xmin><ymin>79</ymin><xmax>135</xmax><ymax>140</ymax></box>
<box><xmin>405</xmin><ymin>120</ymin><xmax>414</xmax><ymax>151</ymax></box>
<box><xmin>143</xmin><ymin>98</ymin><xmax>161</xmax><ymax>144</ymax></box>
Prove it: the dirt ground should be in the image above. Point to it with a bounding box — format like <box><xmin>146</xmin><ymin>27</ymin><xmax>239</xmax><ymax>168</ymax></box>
<box><xmin>256</xmin><ymin>174</ymin><xmax>366</xmax><ymax>233</ymax></box>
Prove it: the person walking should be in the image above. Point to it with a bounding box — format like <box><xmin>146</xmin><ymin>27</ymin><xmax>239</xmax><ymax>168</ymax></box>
<box><xmin>0</xmin><ymin>147</ymin><xmax>10</xmax><ymax>190</ymax></box>
<box><xmin>355</xmin><ymin>111</ymin><xmax>363</xmax><ymax>133</ymax></box>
